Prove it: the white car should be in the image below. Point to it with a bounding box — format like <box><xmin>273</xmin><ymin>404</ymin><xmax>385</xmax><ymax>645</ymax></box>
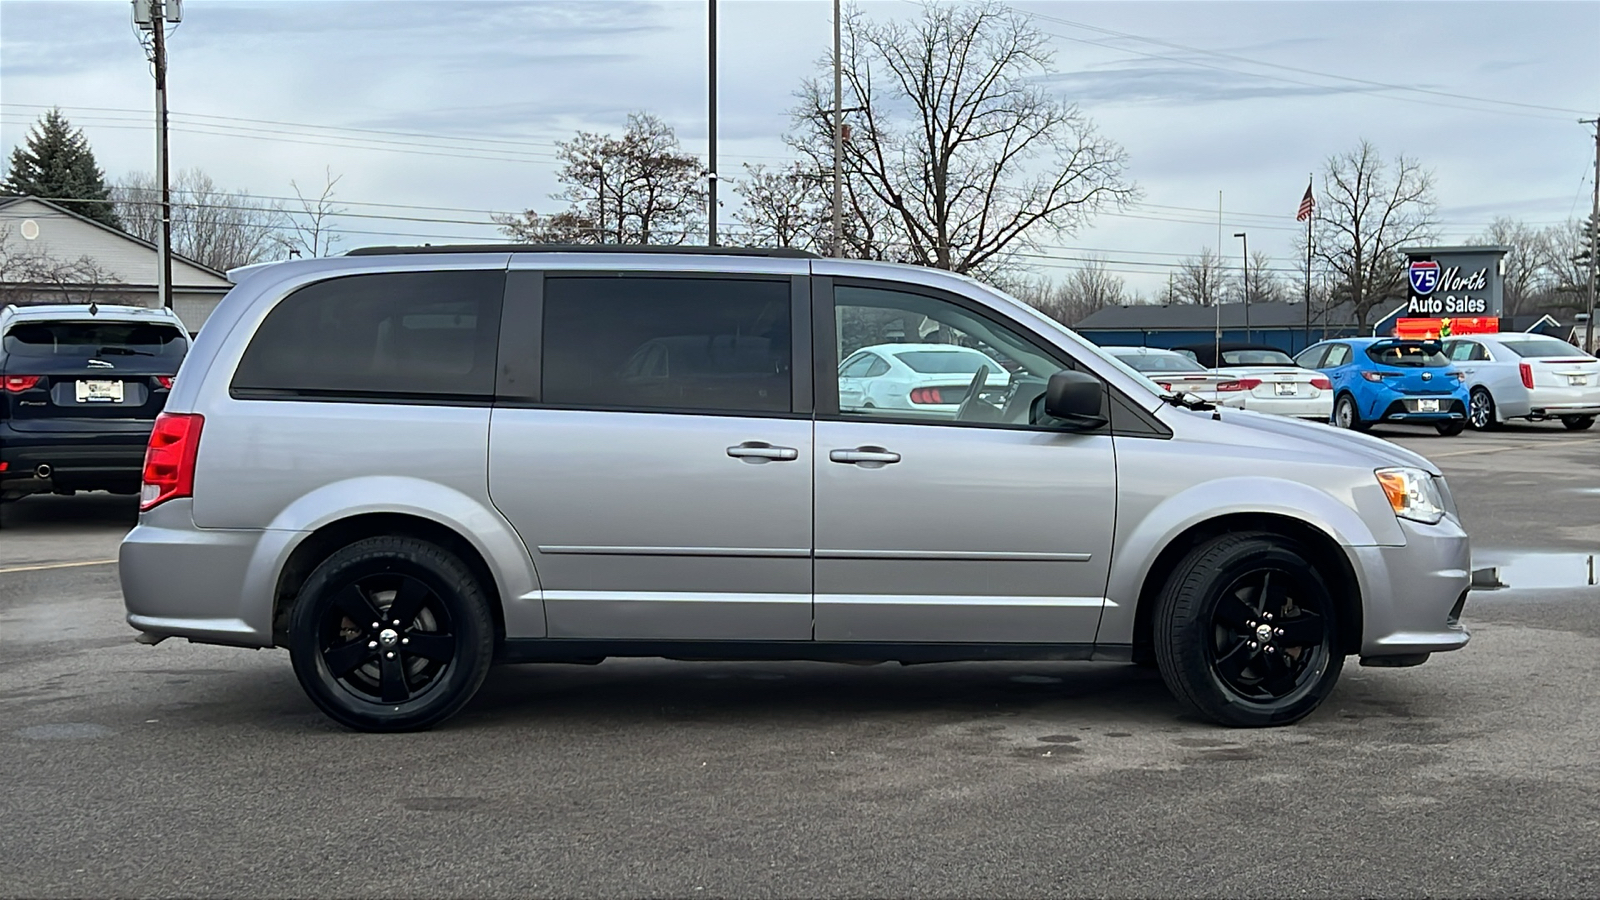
<box><xmin>838</xmin><ymin>342</ymin><xmax>1010</xmax><ymax>417</ymax></box>
<box><xmin>1100</xmin><ymin>347</ymin><xmax>1227</xmax><ymax>398</ymax></box>
<box><xmin>1177</xmin><ymin>343</ymin><xmax>1334</xmax><ymax>422</ymax></box>
<box><xmin>1443</xmin><ymin>333</ymin><xmax>1600</xmax><ymax>430</ymax></box>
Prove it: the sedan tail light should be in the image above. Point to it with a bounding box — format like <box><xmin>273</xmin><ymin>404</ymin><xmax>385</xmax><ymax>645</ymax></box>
<box><xmin>3</xmin><ymin>374</ymin><xmax>42</xmax><ymax>392</ymax></box>
<box><xmin>1216</xmin><ymin>378</ymin><xmax>1262</xmax><ymax>393</ymax></box>
<box><xmin>1157</xmin><ymin>382</ymin><xmax>1172</xmax><ymax>391</ymax></box>
<box><xmin>1310</xmin><ymin>376</ymin><xmax>1332</xmax><ymax>390</ymax></box>
<box><xmin>140</xmin><ymin>412</ymin><xmax>204</xmax><ymax>511</ymax></box>
<box><xmin>908</xmin><ymin>387</ymin><xmax>945</xmax><ymax>404</ymax></box>
<box><xmin>1519</xmin><ymin>363</ymin><xmax>1534</xmax><ymax>389</ymax></box>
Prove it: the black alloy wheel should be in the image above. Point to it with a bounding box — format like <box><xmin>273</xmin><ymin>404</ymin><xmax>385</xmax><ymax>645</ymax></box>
<box><xmin>1468</xmin><ymin>388</ymin><xmax>1496</xmax><ymax>430</ymax></box>
<box><xmin>1154</xmin><ymin>532</ymin><xmax>1344</xmax><ymax>727</ymax></box>
<box><xmin>289</xmin><ymin>536</ymin><xmax>494</xmax><ymax>732</ymax></box>
<box><xmin>1561</xmin><ymin>415</ymin><xmax>1595</xmax><ymax>431</ymax></box>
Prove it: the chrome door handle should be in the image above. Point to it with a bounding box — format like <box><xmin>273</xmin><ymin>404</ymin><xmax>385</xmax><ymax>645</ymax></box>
<box><xmin>726</xmin><ymin>442</ymin><xmax>799</xmax><ymax>462</ymax></box>
<box><xmin>828</xmin><ymin>446</ymin><xmax>901</xmax><ymax>467</ymax></box>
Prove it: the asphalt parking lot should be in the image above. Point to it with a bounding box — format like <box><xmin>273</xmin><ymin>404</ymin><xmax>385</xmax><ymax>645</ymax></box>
<box><xmin>2</xmin><ymin>423</ymin><xmax>1598</xmax><ymax>898</ymax></box>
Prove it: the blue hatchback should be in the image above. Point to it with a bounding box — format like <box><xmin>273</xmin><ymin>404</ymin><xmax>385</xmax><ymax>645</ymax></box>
<box><xmin>1294</xmin><ymin>337</ymin><xmax>1469</xmax><ymax>435</ymax></box>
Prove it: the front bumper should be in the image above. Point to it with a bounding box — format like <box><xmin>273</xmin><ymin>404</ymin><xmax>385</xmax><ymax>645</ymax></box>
<box><xmin>1348</xmin><ymin>516</ymin><xmax>1471</xmax><ymax>660</ymax></box>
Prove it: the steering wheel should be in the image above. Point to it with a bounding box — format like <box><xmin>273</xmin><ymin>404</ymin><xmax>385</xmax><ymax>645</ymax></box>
<box><xmin>954</xmin><ymin>366</ymin><xmax>991</xmax><ymax>422</ymax></box>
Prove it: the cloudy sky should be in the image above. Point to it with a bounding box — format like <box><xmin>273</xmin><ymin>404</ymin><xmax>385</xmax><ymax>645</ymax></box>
<box><xmin>2</xmin><ymin>0</ymin><xmax>1597</xmax><ymax>297</ymax></box>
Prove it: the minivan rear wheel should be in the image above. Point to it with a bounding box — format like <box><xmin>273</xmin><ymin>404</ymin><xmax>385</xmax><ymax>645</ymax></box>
<box><xmin>1153</xmin><ymin>532</ymin><xmax>1343</xmax><ymax>727</ymax></box>
<box><xmin>289</xmin><ymin>536</ymin><xmax>494</xmax><ymax>732</ymax></box>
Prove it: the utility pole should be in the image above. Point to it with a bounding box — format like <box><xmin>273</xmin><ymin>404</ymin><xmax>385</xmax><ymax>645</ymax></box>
<box><xmin>1234</xmin><ymin>232</ymin><xmax>1250</xmax><ymax>343</ymax></box>
<box><xmin>133</xmin><ymin>0</ymin><xmax>178</xmax><ymax>309</ymax></box>
<box><xmin>707</xmin><ymin>0</ymin><xmax>718</xmax><ymax>246</ymax></box>
<box><xmin>832</xmin><ymin>0</ymin><xmax>843</xmax><ymax>257</ymax></box>
<box><xmin>1585</xmin><ymin>117</ymin><xmax>1598</xmax><ymax>354</ymax></box>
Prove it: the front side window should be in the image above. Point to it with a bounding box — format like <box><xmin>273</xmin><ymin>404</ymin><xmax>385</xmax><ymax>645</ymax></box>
<box><xmin>831</xmin><ymin>284</ymin><xmax>1079</xmax><ymax>428</ymax></box>
<box><xmin>542</xmin><ymin>276</ymin><xmax>792</xmax><ymax>414</ymax></box>
<box><xmin>231</xmin><ymin>270</ymin><xmax>503</xmax><ymax>400</ymax></box>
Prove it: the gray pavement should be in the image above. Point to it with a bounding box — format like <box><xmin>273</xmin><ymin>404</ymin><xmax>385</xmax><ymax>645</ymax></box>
<box><xmin>2</xmin><ymin>423</ymin><xmax>1598</xmax><ymax>898</ymax></box>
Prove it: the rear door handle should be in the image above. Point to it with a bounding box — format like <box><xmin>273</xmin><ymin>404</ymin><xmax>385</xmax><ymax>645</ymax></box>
<box><xmin>828</xmin><ymin>446</ymin><xmax>901</xmax><ymax>467</ymax></box>
<box><xmin>726</xmin><ymin>442</ymin><xmax>799</xmax><ymax>462</ymax></box>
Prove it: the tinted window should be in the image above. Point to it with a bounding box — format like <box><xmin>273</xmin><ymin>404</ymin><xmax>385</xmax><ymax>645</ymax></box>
<box><xmin>4</xmin><ymin>321</ymin><xmax>186</xmax><ymax>359</ymax></box>
<box><xmin>892</xmin><ymin>348</ymin><xmax>1002</xmax><ymax>375</ymax></box>
<box><xmin>1294</xmin><ymin>346</ymin><xmax>1327</xmax><ymax>368</ymax></box>
<box><xmin>232</xmin><ymin>270</ymin><xmax>504</xmax><ymax>399</ymax></box>
<box><xmin>1494</xmin><ymin>336</ymin><xmax>1593</xmax><ymax>359</ymax></box>
<box><xmin>1365</xmin><ymin>341</ymin><xmax>1449</xmax><ymax>367</ymax></box>
<box><xmin>542</xmin><ymin>276</ymin><xmax>791</xmax><ymax>413</ymax></box>
<box><xmin>1220</xmin><ymin>349</ymin><xmax>1296</xmax><ymax>366</ymax></box>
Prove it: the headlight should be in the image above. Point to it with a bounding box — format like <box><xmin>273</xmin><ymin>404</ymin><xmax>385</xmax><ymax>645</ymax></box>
<box><xmin>1376</xmin><ymin>467</ymin><xmax>1446</xmax><ymax>524</ymax></box>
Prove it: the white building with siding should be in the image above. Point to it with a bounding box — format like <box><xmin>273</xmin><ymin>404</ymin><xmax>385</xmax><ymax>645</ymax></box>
<box><xmin>0</xmin><ymin>196</ymin><xmax>231</xmax><ymax>333</ymax></box>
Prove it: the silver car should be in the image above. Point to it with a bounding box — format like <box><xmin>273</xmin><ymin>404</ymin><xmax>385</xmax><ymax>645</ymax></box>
<box><xmin>121</xmin><ymin>246</ymin><xmax>1470</xmax><ymax>732</ymax></box>
<box><xmin>1443</xmin><ymin>334</ymin><xmax>1600</xmax><ymax>431</ymax></box>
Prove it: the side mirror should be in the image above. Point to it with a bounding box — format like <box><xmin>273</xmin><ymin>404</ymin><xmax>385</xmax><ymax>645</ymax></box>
<box><xmin>1044</xmin><ymin>369</ymin><xmax>1106</xmax><ymax>430</ymax></box>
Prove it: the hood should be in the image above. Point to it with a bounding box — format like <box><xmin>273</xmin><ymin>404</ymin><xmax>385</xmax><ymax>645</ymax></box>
<box><xmin>1172</xmin><ymin>406</ymin><xmax>1441</xmax><ymax>475</ymax></box>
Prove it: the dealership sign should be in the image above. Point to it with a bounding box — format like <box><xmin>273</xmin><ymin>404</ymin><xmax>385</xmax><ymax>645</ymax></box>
<box><xmin>1402</xmin><ymin>245</ymin><xmax>1508</xmax><ymax>318</ymax></box>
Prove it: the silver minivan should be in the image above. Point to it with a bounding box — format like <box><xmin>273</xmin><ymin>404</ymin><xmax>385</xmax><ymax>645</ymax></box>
<box><xmin>120</xmin><ymin>246</ymin><xmax>1470</xmax><ymax>732</ymax></box>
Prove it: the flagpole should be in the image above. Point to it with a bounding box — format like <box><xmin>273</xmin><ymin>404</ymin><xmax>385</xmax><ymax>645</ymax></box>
<box><xmin>1304</xmin><ymin>174</ymin><xmax>1313</xmax><ymax>347</ymax></box>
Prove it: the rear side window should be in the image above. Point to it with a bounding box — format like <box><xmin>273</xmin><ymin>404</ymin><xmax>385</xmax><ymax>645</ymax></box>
<box><xmin>1494</xmin><ymin>337</ymin><xmax>1592</xmax><ymax>359</ymax></box>
<box><xmin>3</xmin><ymin>321</ymin><xmax>186</xmax><ymax>359</ymax></box>
<box><xmin>542</xmin><ymin>276</ymin><xmax>792</xmax><ymax>414</ymax></box>
<box><xmin>1220</xmin><ymin>349</ymin><xmax>1295</xmax><ymax>366</ymax></box>
<box><xmin>1294</xmin><ymin>345</ymin><xmax>1328</xmax><ymax>368</ymax></box>
<box><xmin>1323</xmin><ymin>344</ymin><xmax>1352</xmax><ymax>366</ymax></box>
<box><xmin>231</xmin><ymin>270</ymin><xmax>504</xmax><ymax>400</ymax></box>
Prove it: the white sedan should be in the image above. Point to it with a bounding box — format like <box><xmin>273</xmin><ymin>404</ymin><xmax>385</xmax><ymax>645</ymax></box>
<box><xmin>1175</xmin><ymin>344</ymin><xmax>1334</xmax><ymax>421</ymax></box>
<box><xmin>838</xmin><ymin>343</ymin><xmax>1009</xmax><ymax>418</ymax></box>
<box><xmin>1100</xmin><ymin>347</ymin><xmax>1228</xmax><ymax>398</ymax></box>
<box><xmin>1443</xmin><ymin>333</ymin><xmax>1600</xmax><ymax>430</ymax></box>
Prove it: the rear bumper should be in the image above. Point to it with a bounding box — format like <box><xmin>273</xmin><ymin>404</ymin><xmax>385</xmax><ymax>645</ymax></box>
<box><xmin>1222</xmin><ymin>394</ymin><xmax>1333</xmax><ymax>419</ymax></box>
<box><xmin>1377</xmin><ymin>397</ymin><xmax>1466</xmax><ymax>423</ymax></box>
<box><xmin>1349</xmin><ymin>517</ymin><xmax>1471</xmax><ymax>660</ymax></box>
<box><xmin>1</xmin><ymin>422</ymin><xmax>150</xmax><ymax>494</ymax></box>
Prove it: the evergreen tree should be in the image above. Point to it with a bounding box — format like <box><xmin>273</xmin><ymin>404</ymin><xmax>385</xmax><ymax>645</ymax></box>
<box><xmin>2</xmin><ymin>108</ymin><xmax>121</xmax><ymax>229</ymax></box>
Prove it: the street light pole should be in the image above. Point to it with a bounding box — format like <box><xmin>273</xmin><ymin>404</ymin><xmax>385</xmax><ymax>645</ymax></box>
<box><xmin>1234</xmin><ymin>231</ymin><xmax>1249</xmax><ymax>343</ymax></box>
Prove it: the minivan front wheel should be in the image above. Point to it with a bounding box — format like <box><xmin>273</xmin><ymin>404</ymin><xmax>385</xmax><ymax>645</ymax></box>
<box><xmin>289</xmin><ymin>536</ymin><xmax>494</xmax><ymax>732</ymax></box>
<box><xmin>1153</xmin><ymin>532</ymin><xmax>1343</xmax><ymax>727</ymax></box>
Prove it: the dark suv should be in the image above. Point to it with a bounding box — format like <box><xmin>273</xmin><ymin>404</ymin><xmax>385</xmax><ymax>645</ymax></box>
<box><xmin>0</xmin><ymin>303</ymin><xmax>190</xmax><ymax>502</ymax></box>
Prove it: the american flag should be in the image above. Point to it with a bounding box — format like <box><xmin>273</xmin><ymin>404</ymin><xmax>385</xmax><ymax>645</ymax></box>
<box><xmin>1296</xmin><ymin>183</ymin><xmax>1315</xmax><ymax>221</ymax></box>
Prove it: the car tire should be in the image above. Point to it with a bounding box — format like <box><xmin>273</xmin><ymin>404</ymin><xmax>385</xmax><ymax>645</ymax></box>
<box><xmin>1333</xmin><ymin>394</ymin><xmax>1368</xmax><ymax>432</ymax></box>
<box><xmin>1561</xmin><ymin>415</ymin><xmax>1594</xmax><ymax>431</ymax></box>
<box><xmin>1434</xmin><ymin>420</ymin><xmax>1466</xmax><ymax>436</ymax></box>
<box><xmin>289</xmin><ymin>535</ymin><xmax>495</xmax><ymax>733</ymax></box>
<box><xmin>1468</xmin><ymin>388</ymin><xmax>1497</xmax><ymax>431</ymax></box>
<box><xmin>1153</xmin><ymin>531</ymin><xmax>1344</xmax><ymax>727</ymax></box>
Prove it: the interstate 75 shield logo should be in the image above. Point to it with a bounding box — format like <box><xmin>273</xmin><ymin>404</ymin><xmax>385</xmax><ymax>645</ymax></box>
<box><xmin>1409</xmin><ymin>260</ymin><xmax>1440</xmax><ymax>296</ymax></box>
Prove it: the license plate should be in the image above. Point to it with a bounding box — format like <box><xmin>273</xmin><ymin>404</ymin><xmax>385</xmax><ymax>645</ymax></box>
<box><xmin>1417</xmin><ymin>398</ymin><xmax>1439</xmax><ymax>412</ymax></box>
<box><xmin>75</xmin><ymin>379</ymin><xmax>123</xmax><ymax>403</ymax></box>
<box><xmin>1275</xmin><ymin>382</ymin><xmax>1297</xmax><ymax>396</ymax></box>
<box><xmin>1569</xmin><ymin>375</ymin><xmax>1588</xmax><ymax>386</ymax></box>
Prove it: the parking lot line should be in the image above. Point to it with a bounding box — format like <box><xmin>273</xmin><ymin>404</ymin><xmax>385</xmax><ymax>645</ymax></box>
<box><xmin>0</xmin><ymin>558</ymin><xmax>118</xmax><ymax>575</ymax></box>
<box><xmin>1431</xmin><ymin>437</ymin><xmax>1593</xmax><ymax>459</ymax></box>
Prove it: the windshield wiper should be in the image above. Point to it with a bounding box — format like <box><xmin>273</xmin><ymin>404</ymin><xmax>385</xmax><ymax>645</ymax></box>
<box><xmin>1160</xmin><ymin>390</ymin><xmax>1216</xmax><ymax>412</ymax></box>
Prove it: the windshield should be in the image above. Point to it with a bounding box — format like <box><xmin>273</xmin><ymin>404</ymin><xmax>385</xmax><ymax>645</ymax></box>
<box><xmin>1113</xmin><ymin>351</ymin><xmax>1207</xmax><ymax>373</ymax></box>
<box><xmin>1220</xmin><ymin>349</ymin><xmax>1296</xmax><ymax>366</ymax></box>
<box><xmin>2</xmin><ymin>321</ymin><xmax>187</xmax><ymax>358</ymax></box>
<box><xmin>1366</xmin><ymin>341</ymin><xmax>1449</xmax><ymax>368</ymax></box>
<box><xmin>1495</xmin><ymin>336</ymin><xmax>1593</xmax><ymax>359</ymax></box>
<box><xmin>892</xmin><ymin>349</ymin><xmax>1000</xmax><ymax>374</ymax></box>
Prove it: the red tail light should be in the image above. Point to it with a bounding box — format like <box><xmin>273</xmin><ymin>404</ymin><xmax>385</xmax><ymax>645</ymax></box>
<box><xmin>1216</xmin><ymin>378</ymin><xmax>1262</xmax><ymax>393</ymax></box>
<box><xmin>909</xmin><ymin>387</ymin><xmax>945</xmax><ymax>404</ymax></box>
<box><xmin>140</xmin><ymin>412</ymin><xmax>204</xmax><ymax>511</ymax></box>
<box><xmin>1519</xmin><ymin>363</ymin><xmax>1534</xmax><ymax>389</ymax></box>
<box><xmin>155</xmin><ymin>375</ymin><xmax>174</xmax><ymax>390</ymax></box>
<box><xmin>3</xmin><ymin>374</ymin><xmax>42</xmax><ymax>392</ymax></box>
<box><xmin>1310</xmin><ymin>376</ymin><xmax>1332</xmax><ymax>390</ymax></box>
<box><xmin>1157</xmin><ymin>382</ymin><xmax>1172</xmax><ymax>391</ymax></box>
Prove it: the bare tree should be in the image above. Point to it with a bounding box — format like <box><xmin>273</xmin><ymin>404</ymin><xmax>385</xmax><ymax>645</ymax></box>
<box><xmin>785</xmin><ymin>1</ymin><xmax>1133</xmax><ymax>276</ymax></box>
<box><xmin>280</xmin><ymin>168</ymin><xmax>344</xmax><ymax>258</ymax></box>
<box><xmin>732</xmin><ymin>163</ymin><xmax>828</xmax><ymax>250</ymax></box>
<box><xmin>1240</xmin><ymin>250</ymin><xmax>1287</xmax><ymax>306</ymax></box>
<box><xmin>1310</xmin><ymin>140</ymin><xmax>1437</xmax><ymax>328</ymax></box>
<box><xmin>1007</xmin><ymin>257</ymin><xmax>1127</xmax><ymax>327</ymax></box>
<box><xmin>1174</xmin><ymin>247</ymin><xmax>1235</xmax><ymax>306</ymax></box>
<box><xmin>113</xmin><ymin>168</ymin><xmax>287</xmax><ymax>271</ymax></box>
<box><xmin>1532</xmin><ymin>217</ymin><xmax>1593</xmax><ymax>310</ymax></box>
<box><xmin>1465</xmin><ymin>216</ymin><xmax>1543</xmax><ymax>317</ymax></box>
<box><xmin>0</xmin><ymin>228</ymin><xmax>129</xmax><ymax>305</ymax></box>
<box><xmin>498</xmin><ymin>113</ymin><xmax>706</xmax><ymax>246</ymax></box>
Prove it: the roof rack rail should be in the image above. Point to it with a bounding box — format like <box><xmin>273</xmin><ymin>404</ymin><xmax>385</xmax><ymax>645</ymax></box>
<box><xmin>345</xmin><ymin>243</ymin><xmax>820</xmax><ymax>259</ymax></box>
